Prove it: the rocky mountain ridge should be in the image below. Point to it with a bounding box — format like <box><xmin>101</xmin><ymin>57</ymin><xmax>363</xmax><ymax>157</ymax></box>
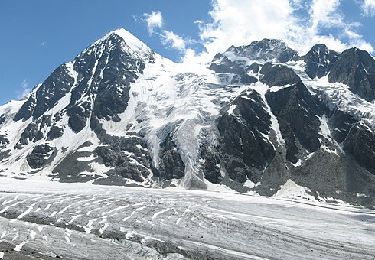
<box><xmin>1</xmin><ymin>28</ymin><xmax>375</xmax><ymax>206</ymax></box>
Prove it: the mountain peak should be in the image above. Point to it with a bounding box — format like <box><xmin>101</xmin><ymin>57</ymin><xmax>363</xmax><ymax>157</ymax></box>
<box><xmin>309</xmin><ymin>44</ymin><xmax>330</xmax><ymax>54</ymax></box>
<box><xmin>82</xmin><ymin>28</ymin><xmax>153</xmax><ymax>61</ymax></box>
<box><xmin>249</xmin><ymin>38</ymin><xmax>286</xmax><ymax>47</ymax></box>
<box><xmin>304</xmin><ymin>44</ymin><xmax>338</xmax><ymax>79</ymax></box>
<box><xmin>14</xmin><ymin>28</ymin><xmax>155</xmax><ymax>124</ymax></box>
<box><xmin>342</xmin><ymin>46</ymin><xmax>372</xmax><ymax>60</ymax></box>
<box><xmin>110</xmin><ymin>28</ymin><xmax>152</xmax><ymax>54</ymax></box>
<box><xmin>224</xmin><ymin>38</ymin><xmax>298</xmax><ymax>63</ymax></box>
<box><xmin>328</xmin><ymin>45</ymin><xmax>375</xmax><ymax>101</ymax></box>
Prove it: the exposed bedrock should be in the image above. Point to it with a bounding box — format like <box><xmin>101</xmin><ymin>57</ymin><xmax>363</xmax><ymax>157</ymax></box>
<box><xmin>27</xmin><ymin>144</ymin><xmax>56</xmax><ymax>169</ymax></box>
<box><xmin>216</xmin><ymin>90</ymin><xmax>276</xmax><ymax>184</ymax></box>
<box><xmin>329</xmin><ymin>47</ymin><xmax>375</xmax><ymax>101</ymax></box>
<box><xmin>266</xmin><ymin>81</ymin><xmax>325</xmax><ymax>163</ymax></box>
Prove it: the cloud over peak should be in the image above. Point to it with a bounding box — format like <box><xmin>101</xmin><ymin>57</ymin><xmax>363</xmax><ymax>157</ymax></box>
<box><xmin>198</xmin><ymin>0</ymin><xmax>373</xmax><ymax>60</ymax></box>
<box><xmin>144</xmin><ymin>11</ymin><xmax>163</xmax><ymax>34</ymax></box>
<box><xmin>141</xmin><ymin>1</ymin><xmax>373</xmax><ymax>64</ymax></box>
<box><xmin>142</xmin><ymin>11</ymin><xmax>191</xmax><ymax>55</ymax></box>
<box><xmin>161</xmin><ymin>31</ymin><xmax>186</xmax><ymax>52</ymax></box>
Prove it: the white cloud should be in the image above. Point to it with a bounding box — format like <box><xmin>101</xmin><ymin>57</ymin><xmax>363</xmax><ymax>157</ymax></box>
<box><xmin>362</xmin><ymin>0</ymin><xmax>375</xmax><ymax>16</ymax></box>
<box><xmin>309</xmin><ymin>0</ymin><xmax>342</xmax><ymax>31</ymax></box>
<box><xmin>305</xmin><ymin>0</ymin><xmax>372</xmax><ymax>52</ymax></box>
<box><xmin>199</xmin><ymin>0</ymin><xmax>296</xmax><ymax>57</ymax></box>
<box><xmin>144</xmin><ymin>11</ymin><xmax>163</xmax><ymax>34</ymax></box>
<box><xmin>193</xmin><ymin>0</ymin><xmax>373</xmax><ymax>63</ymax></box>
<box><xmin>18</xmin><ymin>79</ymin><xmax>31</xmax><ymax>99</ymax></box>
<box><xmin>161</xmin><ymin>31</ymin><xmax>187</xmax><ymax>51</ymax></box>
<box><xmin>141</xmin><ymin>11</ymin><xmax>189</xmax><ymax>54</ymax></box>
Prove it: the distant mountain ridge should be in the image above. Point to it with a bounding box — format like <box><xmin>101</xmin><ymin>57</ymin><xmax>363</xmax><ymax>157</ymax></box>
<box><xmin>1</xmin><ymin>28</ymin><xmax>375</xmax><ymax>207</ymax></box>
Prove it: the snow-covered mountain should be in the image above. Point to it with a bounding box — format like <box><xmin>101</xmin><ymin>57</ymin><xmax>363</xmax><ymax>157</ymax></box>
<box><xmin>1</xmin><ymin>28</ymin><xmax>375</xmax><ymax>206</ymax></box>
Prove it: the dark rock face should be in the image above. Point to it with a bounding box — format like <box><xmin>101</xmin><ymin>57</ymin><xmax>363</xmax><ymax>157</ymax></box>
<box><xmin>52</xmin><ymin>148</ymin><xmax>95</xmax><ymax>183</ymax></box>
<box><xmin>94</xmin><ymin>140</ymin><xmax>151</xmax><ymax>184</ymax></box>
<box><xmin>304</xmin><ymin>44</ymin><xmax>338</xmax><ymax>79</ymax></box>
<box><xmin>0</xmin><ymin>135</ymin><xmax>10</xmax><ymax>161</ymax></box>
<box><xmin>67</xmin><ymin>104</ymin><xmax>91</xmax><ymax>133</ymax></box>
<box><xmin>157</xmin><ymin>132</ymin><xmax>185</xmax><ymax>180</ymax></box>
<box><xmin>260</xmin><ymin>63</ymin><xmax>300</xmax><ymax>86</ymax></box>
<box><xmin>329</xmin><ymin>48</ymin><xmax>375</xmax><ymax>101</ymax></box>
<box><xmin>210</xmin><ymin>54</ymin><xmax>257</xmax><ymax>84</ymax></box>
<box><xmin>18</xmin><ymin>123</ymin><xmax>43</xmax><ymax>146</ymax></box>
<box><xmin>90</xmin><ymin>118</ymin><xmax>155</xmax><ymax>185</ymax></box>
<box><xmin>227</xmin><ymin>39</ymin><xmax>298</xmax><ymax>63</ymax></box>
<box><xmin>248</xmin><ymin>63</ymin><xmax>262</xmax><ymax>73</ymax></box>
<box><xmin>14</xmin><ymin>64</ymin><xmax>75</xmax><ymax>121</ymax></box>
<box><xmin>210</xmin><ymin>54</ymin><xmax>244</xmax><ymax>74</ymax></box>
<box><xmin>328</xmin><ymin>109</ymin><xmax>358</xmax><ymax>143</ymax></box>
<box><xmin>344</xmin><ymin>123</ymin><xmax>375</xmax><ymax>174</ymax></box>
<box><xmin>0</xmin><ymin>135</ymin><xmax>9</xmax><ymax>147</ymax></box>
<box><xmin>47</xmin><ymin>126</ymin><xmax>64</xmax><ymax>140</ymax></box>
<box><xmin>200</xmin><ymin>143</ymin><xmax>221</xmax><ymax>184</ymax></box>
<box><xmin>27</xmin><ymin>144</ymin><xmax>56</xmax><ymax>169</ymax></box>
<box><xmin>0</xmin><ymin>115</ymin><xmax>5</xmax><ymax>125</ymax></box>
<box><xmin>17</xmin><ymin>115</ymin><xmax>52</xmax><ymax>146</ymax></box>
<box><xmin>217</xmin><ymin>90</ymin><xmax>276</xmax><ymax>183</ymax></box>
<box><xmin>266</xmin><ymin>82</ymin><xmax>324</xmax><ymax>163</ymax></box>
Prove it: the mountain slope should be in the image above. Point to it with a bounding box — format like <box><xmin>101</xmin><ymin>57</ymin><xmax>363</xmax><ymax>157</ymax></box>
<box><xmin>1</xmin><ymin>29</ymin><xmax>375</xmax><ymax>206</ymax></box>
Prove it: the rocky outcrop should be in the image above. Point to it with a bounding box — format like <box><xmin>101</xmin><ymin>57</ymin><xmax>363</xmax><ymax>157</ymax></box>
<box><xmin>27</xmin><ymin>144</ymin><xmax>56</xmax><ymax>169</ymax></box>
<box><xmin>17</xmin><ymin>115</ymin><xmax>52</xmax><ymax>146</ymax></box>
<box><xmin>329</xmin><ymin>47</ymin><xmax>375</xmax><ymax>101</ymax></box>
<box><xmin>0</xmin><ymin>135</ymin><xmax>9</xmax><ymax>147</ymax></box>
<box><xmin>227</xmin><ymin>39</ymin><xmax>298</xmax><ymax>62</ymax></box>
<box><xmin>217</xmin><ymin>90</ymin><xmax>275</xmax><ymax>184</ymax></box>
<box><xmin>0</xmin><ymin>115</ymin><xmax>5</xmax><ymax>125</ymax></box>
<box><xmin>47</xmin><ymin>126</ymin><xmax>64</xmax><ymax>140</ymax></box>
<box><xmin>210</xmin><ymin>54</ymin><xmax>244</xmax><ymax>74</ymax></box>
<box><xmin>304</xmin><ymin>44</ymin><xmax>338</xmax><ymax>79</ymax></box>
<box><xmin>14</xmin><ymin>64</ymin><xmax>75</xmax><ymax>122</ymax></box>
<box><xmin>260</xmin><ymin>63</ymin><xmax>300</xmax><ymax>86</ymax></box>
<box><xmin>90</xmin><ymin>118</ymin><xmax>155</xmax><ymax>185</ymax></box>
<box><xmin>52</xmin><ymin>146</ymin><xmax>96</xmax><ymax>183</ymax></box>
<box><xmin>266</xmin><ymin>82</ymin><xmax>325</xmax><ymax>163</ymax></box>
<box><xmin>344</xmin><ymin>123</ymin><xmax>375</xmax><ymax>174</ymax></box>
<box><xmin>210</xmin><ymin>54</ymin><xmax>257</xmax><ymax>84</ymax></box>
<box><xmin>157</xmin><ymin>132</ymin><xmax>185</xmax><ymax>180</ymax></box>
<box><xmin>328</xmin><ymin>109</ymin><xmax>358</xmax><ymax>143</ymax></box>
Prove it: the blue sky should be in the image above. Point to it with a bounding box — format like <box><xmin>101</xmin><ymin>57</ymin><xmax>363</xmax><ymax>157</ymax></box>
<box><xmin>0</xmin><ymin>0</ymin><xmax>374</xmax><ymax>105</ymax></box>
